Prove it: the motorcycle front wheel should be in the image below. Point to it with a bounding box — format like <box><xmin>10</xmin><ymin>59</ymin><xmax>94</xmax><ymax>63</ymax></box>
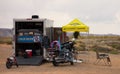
<box><xmin>70</xmin><ymin>61</ymin><xmax>74</xmax><ymax>65</ymax></box>
<box><xmin>6</xmin><ymin>61</ymin><xmax>12</xmax><ymax>69</ymax></box>
<box><xmin>52</xmin><ymin>58</ymin><xmax>59</xmax><ymax>66</ymax></box>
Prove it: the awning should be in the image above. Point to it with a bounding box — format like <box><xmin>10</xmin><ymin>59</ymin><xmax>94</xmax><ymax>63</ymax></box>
<box><xmin>62</xmin><ymin>18</ymin><xmax>89</xmax><ymax>32</ymax></box>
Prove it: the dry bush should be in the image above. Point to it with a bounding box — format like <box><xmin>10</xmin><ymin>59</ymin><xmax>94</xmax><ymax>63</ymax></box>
<box><xmin>117</xmin><ymin>37</ymin><xmax>120</xmax><ymax>41</ymax></box>
<box><xmin>70</xmin><ymin>35</ymin><xmax>120</xmax><ymax>54</ymax></box>
<box><xmin>0</xmin><ymin>37</ymin><xmax>12</xmax><ymax>44</ymax></box>
<box><xmin>74</xmin><ymin>40</ymin><xmax>86</xmax><ymax>51</ymax></box>
<box><xmin>91</xmin><ymin>45</ymin><xmax>110</xmax><ymax>52</ymax></box>
<box><xmin>106</xmin><ymin>42</ymin><xmax>120</xmax><ymax>50</ymax></box>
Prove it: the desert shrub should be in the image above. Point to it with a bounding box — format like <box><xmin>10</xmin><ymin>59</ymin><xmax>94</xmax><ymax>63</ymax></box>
<box><xmin>111</xmin><ymin>44</ymin><xmax>120</xmax><ymax>50</ymax></box>
<box><xmin>74</xmin><ymin>40</ymin><xmax>86</xmax><ymax>51</ymax></box>
<box><xmin>0</xmin><ymin>37</ymin><xmax>12</xmax><ymax>45</ymax></box>
<box><xmin>6</xmin><ymin>40</ymin><xmax>12</xmax><ymax>44</ymax></box>
<box><xmin>92</xmin><ymin>44</ymin><xmax>120</xmax><ymax>54</ymax></box>
<box><xmin>109</xmin><ymin>50</ymin><xmax>119</xmax><ymax>54</ymax></box>
<box><xmin>0</xmin><ymin>40</ymin><xmax>5</xmax><ymax>44</ymax></box>
<box><xmin>75</xmin><ymin>45</ymin><xmax>86</xmax><ymax>51</ymax></box>
<box><xmin>107</xmin><ymin>42</ymin><xmax>120</xmax><ymax>50</ymax></box>
<box><xmin>117</xmin><ymin>37</ymin><xmax>120</xmax><ymax>41</ymax></box>
<box><xmin>92</xmin><ymin>45</ymin><xmax>110</xmax><ymax>52</ymax></box>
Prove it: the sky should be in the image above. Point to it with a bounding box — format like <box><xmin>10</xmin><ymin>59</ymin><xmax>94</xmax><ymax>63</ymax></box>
<box><xmin>0</xmin><ymin>0</ymin><xmax>120</xmax><ymax>35</ymax></box>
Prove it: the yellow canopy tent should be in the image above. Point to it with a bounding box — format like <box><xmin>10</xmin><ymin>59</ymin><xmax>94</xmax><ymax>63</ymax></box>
<box><xmin>62</xmin><ymin>18</ymin><xmax>89</xmax><ymax>32</ymax></box>
<box><xmin>62</xmin><ymin>19</ymin><xmax>90</xmax><ymax>63</ymax></box>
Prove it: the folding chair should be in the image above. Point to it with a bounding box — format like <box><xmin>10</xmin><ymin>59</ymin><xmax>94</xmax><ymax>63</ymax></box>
<box><xmin>94</xmin><ymin>50</ymin><xmax>111</xmax><ymax>66</ymax></box>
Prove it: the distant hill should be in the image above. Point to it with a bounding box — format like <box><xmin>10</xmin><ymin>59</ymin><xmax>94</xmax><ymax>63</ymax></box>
<box><xmin>0</xmin><ymin>28</ymin><xmax>119</xmax><ymax>38</ymax></box>
<box><xmin>0</xmin><ymin>28</ymin><xmax>12</xmax><ymax>37</ymax></box>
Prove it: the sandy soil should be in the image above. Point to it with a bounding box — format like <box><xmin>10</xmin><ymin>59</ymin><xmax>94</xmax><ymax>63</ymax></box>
<box><xmin>0</xmin><ymin>44</ymin><xmax>120</xmax><ymax>74</ymax></box>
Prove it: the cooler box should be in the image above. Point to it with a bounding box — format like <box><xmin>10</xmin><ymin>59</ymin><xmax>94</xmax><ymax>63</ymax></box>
<box><xmin>26</xmin><ymin>50</ymin><xmax>32</xmax><ymax>57</ymax></box>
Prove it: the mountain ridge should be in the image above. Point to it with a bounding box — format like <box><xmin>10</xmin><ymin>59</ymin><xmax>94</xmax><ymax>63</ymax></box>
<box><xmin>0</xmin><ymin>28</ymin><xmax>12</xmax><ymax>37</ymax></box>
<box><xmin>0</xmin><ymin>28</ymin><xmax>119</xmax><ymax>37</ymax></box>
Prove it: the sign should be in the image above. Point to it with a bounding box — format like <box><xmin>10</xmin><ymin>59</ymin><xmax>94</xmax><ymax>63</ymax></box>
<box><xmin>17</xmin><ymin>36</ymin><xmax>40</xmax><ymax>43</ymax></box>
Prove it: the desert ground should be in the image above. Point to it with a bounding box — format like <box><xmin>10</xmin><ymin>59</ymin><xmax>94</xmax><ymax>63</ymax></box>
<box><xmin>0</xmin><ymin>44</ymin><xmax>120</xmax><ymax>74</ymax></box>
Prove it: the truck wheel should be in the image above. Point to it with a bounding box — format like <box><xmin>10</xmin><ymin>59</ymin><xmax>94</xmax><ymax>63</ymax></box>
<box><xmin>6</xmin><ymin>61</ymin><xmax>12</xmax><ymax>69</ymax></box>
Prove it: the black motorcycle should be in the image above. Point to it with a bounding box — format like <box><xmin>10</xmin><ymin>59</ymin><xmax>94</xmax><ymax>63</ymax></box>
<box><xmin>6</xmin><ymin>56</ymin><xmax>18</xmax><ymax>69</ymax></box>
<box><xmin>52</xmin><ymin>41</ymin><xmax>74</xmax><ymax>66</ymax></box>
<box><xmin>52</xmin><ymin>49</ymin><xmax>74</xmax><ymax>66</ymax></box>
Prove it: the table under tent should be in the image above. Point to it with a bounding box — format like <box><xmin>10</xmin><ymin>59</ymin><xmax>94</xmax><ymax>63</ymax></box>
<box><xmin>62</xmin><ymin>18</ymin><xmax>90</xmax><ymax>63</ymax></box>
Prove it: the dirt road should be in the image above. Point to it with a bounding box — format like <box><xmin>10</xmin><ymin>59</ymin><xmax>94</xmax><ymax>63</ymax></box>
<box><xmin>0</xmin><ymin>44</ymin><xmax>120</xmax><ymax>74</ymax></box>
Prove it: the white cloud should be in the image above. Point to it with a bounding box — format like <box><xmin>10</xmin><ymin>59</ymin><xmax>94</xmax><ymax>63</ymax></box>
<box><xmin>37</xmin><ymin>11</ymin><xmax>71</xmax><ymax>27</ymax></box>
<box><xmin>0</xmin><ymin>0</ymin><xmax>120</xmax><ymax>34</ymax></box>
<box><xmin>88</xmin><ymin>22</ymin><xmax>120</xmax><ymax>34</ymax></box>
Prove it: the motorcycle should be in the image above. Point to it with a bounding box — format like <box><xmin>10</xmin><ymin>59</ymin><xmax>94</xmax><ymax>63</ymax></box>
<box><xmin>6</xmin><ymin>56</ymin><xmax>18</xmax><ymax>69</ymax></box>
<box><xmin>52</xmin><ymin>41</ymin><xmax>74</xmax><ymax>66</ymax></box>
<box><xmin>52</xmin><ymin>49</ymin><xmax>74</xmax><ymax>66</ymax></box>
